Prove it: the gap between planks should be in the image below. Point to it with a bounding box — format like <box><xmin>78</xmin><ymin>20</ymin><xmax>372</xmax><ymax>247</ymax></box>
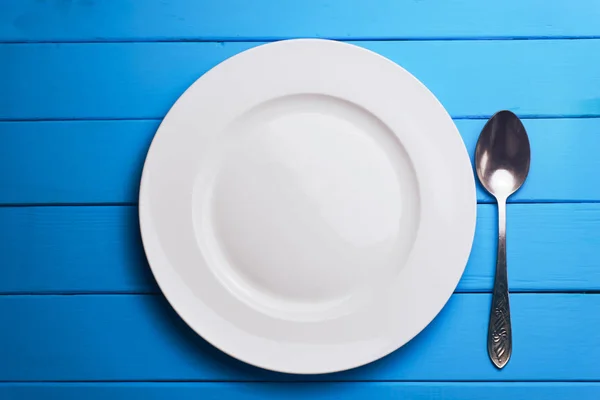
<box><xmin>2</xmin><ymin>379</ymin><xmax>600</xmax><ymax>383</ymax></box>
<box><xmin>1</xmin><ymin>200</ymin><xmax>600</xmax><ymax>208</ymax></box>
<box><xmin>4</xmin><ymin>35</ymin><xmax>600</xmax><ymax>44</ymax></box>
<box><xmin>1</xmin><ymin>292</ymin><xmax>599</xmax><ymax>296</ymax></box>
<box><xmin>2</xmin><ymin>115</ymin><xmax>600</xmax><ymax>123</ymax></box>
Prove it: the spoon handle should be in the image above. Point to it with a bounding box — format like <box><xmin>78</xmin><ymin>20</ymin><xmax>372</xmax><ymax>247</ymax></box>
<box><xmin>488</xmin><ymin>198</ymin><xmax>512</xmax><ymax>369</ymax></box>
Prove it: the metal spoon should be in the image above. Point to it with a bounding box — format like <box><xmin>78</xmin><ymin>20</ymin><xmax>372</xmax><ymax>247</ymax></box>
<box><xmin>475</xmin><ymin>110</ymin><xmax>531</xmax><ymax>369</ymax></box>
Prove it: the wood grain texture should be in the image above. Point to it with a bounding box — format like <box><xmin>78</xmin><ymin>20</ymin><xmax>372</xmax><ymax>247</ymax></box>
<box><xmin>1</xmin><ymin>383</ymin><xmax>599</xmax><ymax>400</ymax></box>
<box><xmin>2</xmin><ymin>118</ymin><xmax>600</xmax><ymax>204</ymax></box>
<box><xmin>2</xmin><ymin>40</ymin><xmax>600</xmax><ymax>120</ymax></box>
<box><xmin>0</xmin><ymin>293</ymin><xmax>597</xmax><ymax>381</ymax></box>
<box><xmin>2</xmin><ymin>0</ymin><xmax>600</xmax><ymax>42</ymax></box>
<box><xmin>2</xmin><ymin>203</ymin><xmax>600</xmax><ymax>294</ymax></box>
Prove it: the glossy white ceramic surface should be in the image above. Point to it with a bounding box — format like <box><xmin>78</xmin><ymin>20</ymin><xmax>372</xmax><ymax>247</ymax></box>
<box><xmin>139</xmin><ymin>39</ymin><xmax>476</xmax><ymax>374</ymax></box>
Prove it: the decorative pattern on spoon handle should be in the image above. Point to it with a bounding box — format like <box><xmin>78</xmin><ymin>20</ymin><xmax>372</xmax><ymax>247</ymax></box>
<box><xmin>488</xmin><ymin>198</ymin><xmax>512</xmax><ymax>369</ymax></box>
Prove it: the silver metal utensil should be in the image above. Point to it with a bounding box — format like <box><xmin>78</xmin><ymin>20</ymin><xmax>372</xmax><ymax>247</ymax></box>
<box><xmin>475</xmin><ymin>110</ymin><xmax>531</xmax><ymax>369</ymax></box>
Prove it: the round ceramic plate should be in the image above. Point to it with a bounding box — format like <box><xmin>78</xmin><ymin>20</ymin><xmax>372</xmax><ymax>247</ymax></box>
<box><xmin>139</xmin><ymin>39</ymin><xmax>476</xmax><ymax>374</ymax></box>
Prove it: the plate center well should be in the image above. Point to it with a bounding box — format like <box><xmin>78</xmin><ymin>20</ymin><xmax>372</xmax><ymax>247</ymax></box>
<box><xmin>196</xmin><ymin>94</ymin><xmax>420</xmax><ymax>318</ymax></box>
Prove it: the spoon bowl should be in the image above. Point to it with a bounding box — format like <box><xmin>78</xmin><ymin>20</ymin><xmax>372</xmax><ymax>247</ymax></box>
<box><xmin>476</xmin><ymin>110</ymin><xmax>530</xmax><ymax>200</ymax></box>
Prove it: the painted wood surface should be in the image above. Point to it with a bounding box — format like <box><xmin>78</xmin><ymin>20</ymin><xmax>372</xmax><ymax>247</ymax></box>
<box><xmin>3</xmin><ymin>40</ymin><xmax>600</xmax><ymax>120</ymax></box>
<box><xmin>2</xmin><ymin>204</ymin><xmax>600</xmax><ymax>294</ymax></box>
<box><xmin>2</xmin><ymin>0</ymin><xmax>600</xmax><ymax>396</ymax></box>
<box><xmin>0</xmin><ymin>294</ymin><xmax>597</xmax><ymax>381</ymax></box>
<box><xmin>1</xmin><ymin>383</ymin><xmax>599</xmax><ymax>400</ymax></box>
<box><xmin>2</xmin><ymin>0</ymin><xmax>600</xmax><ymax>42</ymax></box>
<box><xmin>2</xmin><ymin>118</ymin><xmax>600</xmax><ymax>204</ymax></box>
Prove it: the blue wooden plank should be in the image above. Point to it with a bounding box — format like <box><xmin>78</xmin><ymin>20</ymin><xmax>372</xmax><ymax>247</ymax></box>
<box><xmin>2</xmin><ymin>118</ymin><xmax>600</xmax><ymax>205</ymax></box>
<box><xmin>2</xmin><ymin>1</ymin><xmax>600</xmax><ymax>42</ymax></box>
<box><xmin>2</xmin><ymin>40</ymin><xmax>600</xmax><ymax>120</ymax></box>
<box><xmin>2</xmin><ymin>203</ymin><xmax>600</xmax><ymax>294</ymax></box>
<box><xmin>0</xmin><ymin>120</ymin><xmax>157</xmax><ymax>204</ymax></box>
<box><xmin>0</xmin><ymin>206</ymin><xmax>154</xmax><ymax>294</ymax></box>
<box><xmin>0</xmin><ymin>293</ymin><xmax>597</xmax><ymax>381</ymax></box>
<box><xmin>1</xmin><ymin>383</ymin><xmax>599</xmax><ymax>400</ymax></box>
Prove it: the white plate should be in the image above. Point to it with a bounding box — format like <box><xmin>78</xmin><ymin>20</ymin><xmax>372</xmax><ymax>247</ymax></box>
<box><xmin>139</xmin><ymin>39</ymin><xmax>476</xmax><ymax>374</ymax></box>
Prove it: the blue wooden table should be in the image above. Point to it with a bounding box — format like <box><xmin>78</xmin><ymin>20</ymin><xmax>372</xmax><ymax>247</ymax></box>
<box><xmin>2</xmin><ymin>1</ymin><xmax>600</xmax><ymax>399</ymax></box>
